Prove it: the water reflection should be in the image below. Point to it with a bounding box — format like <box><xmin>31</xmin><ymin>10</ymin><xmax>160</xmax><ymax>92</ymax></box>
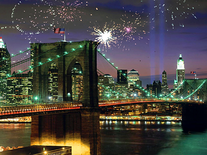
<box><xmin>0</xmin><ymin>121</ymin><xmax>205</xmax><ymax>155</ymax></box>
<box><xmin>101</xmin><ymin>120</ymin><xmax>184</xmax><ymax>155</ymax></box>
<box><xmin>100</xmin><ymin>120</ymin><xmax>182</xmax><ymax>127</ymax></box>
<box><xmin>0</xmin><ymin>123</ymin><xmax>31</xmax><ymax>147</ymax></box>
<box><xmin>0</xmin><ymin>123</ymin><xmax>28</xmax><ymax>129</ymax></box>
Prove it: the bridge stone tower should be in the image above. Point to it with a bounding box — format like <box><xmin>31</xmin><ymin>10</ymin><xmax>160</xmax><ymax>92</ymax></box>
<box><xmin>31</xmin><ymin>40</ymin><xmax>98</xmax><ymax>107</ymax></box>
<box><xmin>30</xmin><ymin>41</ymin><xmax>101</xmax><ymax>155</ymax></box>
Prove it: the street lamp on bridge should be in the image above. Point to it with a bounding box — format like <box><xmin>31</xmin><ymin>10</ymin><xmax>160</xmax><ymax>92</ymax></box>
<box><xmin>34</xmin><ymin>96</ymin><xmax>39</xmax><ymax>104</ymax></box>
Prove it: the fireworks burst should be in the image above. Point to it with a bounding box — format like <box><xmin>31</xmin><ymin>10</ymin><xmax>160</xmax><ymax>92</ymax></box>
<box><xmin>89</xmin><ymin>7</ymin><xmax>149</xmax><ymax>51</ymax></box>
<box><xmin>91</xmin><ymin>24</ymin><xmax>117</xmax><ymax>48</ymax></box>
<box><xmin>10</xmin><ymin>0</ymin><xmax>85</xmax><ymax>43</ymax></box>
<box><xmin>49</xmin><ymin>0</ymin><xmax>84</xmax><ymax>24</ymax></box>
<box><xmin>11</xmin><ymin>0</ymin><xmax>55</xmax><ymax>42</ymax></box>
<box><xmin>146</xmin><ymin>0</ymin><xmax>200</xmax><ymax>30</ymax></box>
<box><xmin>120</xmin><ymin>11</ymin><xmax>148</xmax><ymax>41</ymax></box>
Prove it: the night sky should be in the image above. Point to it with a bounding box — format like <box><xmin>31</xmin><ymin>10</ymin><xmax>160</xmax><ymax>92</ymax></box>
<box><xmin>0</xmin><ymin>0</ymin><xmax>207</xmax><ymax>88</ymax></box>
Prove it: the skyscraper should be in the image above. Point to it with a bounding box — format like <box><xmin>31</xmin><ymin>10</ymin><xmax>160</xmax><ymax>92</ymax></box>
<box><xmin>7</xmin><ymin>71</ymin><xmax>33</xmax><ymax>104</ymax></box>
<box><xmin>117</xmin><ymin>69</ymin><xmax>127</xmax><ymax>85</ymax></box>
<box><xmin>104</xmin><ymin>74</ymin><xmax>115</xmax><ymax>85</ymax></box>
<box><xmin>175</xmin><ymin>54</ymin><xmax>185</xmax><ymax>89</ymax></box>
<box><xmin>0</xmin><ymin>37</ymin><xmax>11</xmax><ymax>102</ymax></box>
<box><xmin>161</xmin><ymin>70</ymin><xmax>168</xmax><ymax>95</ymax></box>
<box><xmin>98</xmin><ymin>74</ymin><xmax>116</xmax><ymax>100</ymax></box>
<box><xmin>153</xmin><ymin>81</ymin><xmax>162</xmax><ymax>98</ymax></box>
<box><xmin>128</xmin><ymin>69</ymin><xmax>139</xmax><ymax>87</ymax></box>
<box><xmin>116</xmin><ymin>69</ymin><xmax>128</xmax><ymax>97</ymax></box>
<box><xmin>147</xmin><ymin>81</ymin><xmax>162</xmax><ymax>98</ymax></box>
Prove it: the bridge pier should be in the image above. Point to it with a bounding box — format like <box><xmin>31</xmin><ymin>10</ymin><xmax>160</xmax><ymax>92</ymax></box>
<box><xmin>31</xmin><ymin>108</ymin><xmax>101</xmax><ymax>155</ymax></box>
<box><xmin>182</xmin><ymin>103</ymin><xmax>207</xmax><ymax>132</ymax></box>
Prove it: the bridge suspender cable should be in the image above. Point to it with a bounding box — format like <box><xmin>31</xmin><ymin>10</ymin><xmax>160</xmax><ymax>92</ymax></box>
<box><xmin>183</xmin><ymin>80</ymin><xmax>206</xmax><ymax>100</ymax></box>
<box><xmin>97</xmin><ymin>50</ymin><xmax>158</xmax><ymax>99</ymax></box>
<box><xmin>11</xmin><ymin>46</ymin><xmax>58</xmax><ymax>68</ymax></box>
<box><xmin>0</xmin><ymin>46</ymin><xmax>58</xmax><ymax>74</ymax></box>
<box><xmin>0</xmin><ymin>48</ymin><xmax>31</xmax><ymax>64</ymax></box>
<box><xmin>163</xmin><ymin>80</ymin><xmax>186</xmax><ymax>99</ymax></box>
<box><xmin>0</xmin><ymin>44</ymin><xmax>84</xmax><ymax>101</ymax></box>
<box><xmin>1</xmin><ymin>45</ymin><xmax>84</xmax><ymax>80</ymax></box>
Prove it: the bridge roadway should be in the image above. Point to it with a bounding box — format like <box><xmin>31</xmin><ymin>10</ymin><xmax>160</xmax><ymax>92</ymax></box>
<box><xmin>0</xmin><ymin>99</ymin><xmax>203</xmax><ymax>119</ymax></box>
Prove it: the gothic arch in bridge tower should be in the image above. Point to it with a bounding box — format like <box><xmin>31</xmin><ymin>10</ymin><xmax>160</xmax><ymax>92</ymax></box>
<box><xmin>66</xmin><ymin>59</ymin><xmax>83</xmax><ymax>102</ymax></box>
<box><xmin>31</xmin><ymin>40</ymin><xmax>99</xmax><ymax>107</ymax></box>
<box><xmin>48</xmin><ymin>62</ymin><xmax>58</xmax><ymax>102</ymax></box>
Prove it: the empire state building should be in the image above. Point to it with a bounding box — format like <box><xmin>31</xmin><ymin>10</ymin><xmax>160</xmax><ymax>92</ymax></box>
<box><xmin>174</xmin><ymin>54</ymin><xmax>185</xmax><ymax>89</ymax></box>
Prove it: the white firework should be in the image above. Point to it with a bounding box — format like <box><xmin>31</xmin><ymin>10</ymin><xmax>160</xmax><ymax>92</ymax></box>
<box><xmin>91</xmin><ymin>27</ymin><xmax>117</xmax><ymax>48</ymax></box>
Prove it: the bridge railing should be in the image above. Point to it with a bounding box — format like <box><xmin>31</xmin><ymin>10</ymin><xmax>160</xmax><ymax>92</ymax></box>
<box><xmin>98</xmin><ymin>98</ymin><xmax>204</xmax><ymax>104</ymax></box>
<box><xmin>0</xmin><ymin>102</ymin><xmax>82</xmax><ymax>115</ymax></box>
<box><xmin>98</xmin><ymin>98</ymin><xmax>160</xmax><ymax>104</ymax></box>
<box><xmin>0</xmin><ymin>98</ymin><xmax>203</xmax><ymax>115</ymax></box>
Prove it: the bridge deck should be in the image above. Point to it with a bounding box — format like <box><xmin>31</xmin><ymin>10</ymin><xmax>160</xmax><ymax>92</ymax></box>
<box><xmin>0</xmin><ymin>99</ymin><xmax>203</xmax><ymax>119</ymax></box>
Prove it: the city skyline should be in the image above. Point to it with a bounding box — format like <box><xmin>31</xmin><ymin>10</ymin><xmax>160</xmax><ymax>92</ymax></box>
<box><xmin>0</xmin><ymin>0</ymin><xmax>207</xmax><ymax>88</ymax></box>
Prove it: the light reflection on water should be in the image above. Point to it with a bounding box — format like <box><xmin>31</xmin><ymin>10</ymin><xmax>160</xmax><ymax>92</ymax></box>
<box><xmin>0</xmin><ymin>123</ymin><xmax>28</xmax><ymax>129</ymax></box>
<box><xmin>101</xmin><ymin>120</ymin><xmax>188</xmax><ymax>155</ymax></box>
<box><xmin>100</xmin><ymin>120</ymin><xmax>207</xmax><ymax>155</ymax></box>
<box><xmin>0</xmin><ymin>121</ymin><xmax>206</xmax><ymax>155</ymax></box>
<box><xmin>0</xmin><ymin>123</ymin><xmax>31</xmax><ymax>147</ymax></box>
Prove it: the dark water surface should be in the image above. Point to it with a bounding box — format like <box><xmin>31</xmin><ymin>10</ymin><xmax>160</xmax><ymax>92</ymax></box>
<box><xmin>0</xmin><ymin>121</ymin><xmax>207</xmax><ymax>155</ymax></box>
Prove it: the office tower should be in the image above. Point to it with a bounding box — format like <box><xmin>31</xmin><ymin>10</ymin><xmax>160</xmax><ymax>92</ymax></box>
<box><xmin>115</xmin><ymin>70</ymin><xmax>128</xmax><ymax>98</ymax></box>
<box><xmin>153</xmin><ymin>81</ymin><xmax>162</xmax><ymax>97</ymax></box>
<box><xmin>104</xmin><ymin>74</ymin><xmax>115</xmax><ymax>85</ymax></box>
<box><xmin>0</xmin><ymin>37</ymin><xmax>11</xmax><ymax>102</ymax></box>
<box><xmin>117</xmin><ymin>69</ymin><xmax>127</xmax><ymax>84</ymax></box>
<box><xmin>146</xmin><ymin>81</ymin><xmax>161</xmax><ymax>97</ymax></box>
<box><xmin>98</xmin><ymin>74</ymin><xmax>115</xmax><ymax>100</ymax></box>
<box><xmin>128</xmin><ymin>69</ymin><xmax>139</xmax><ymax>87</ymax></box>
<box><xmin>136</xmin><ymin>80</ymin><xmax>142</xmax><ymax>87</ymax></box>
<box><xmin>134</xmin><ymin>80</ymin><xmax>143</xmax><ymax>97</ymax></box>
<box><xmin>7</xmin><ymin>71</ymin><xmax>33</xmax><ymax>104</ymax></box>
<box><xmin>174</xmin><ymin>54</ymin><xmax>185</xmax><ymax>89</ymax></box>
<box><xmin>161</xmin><ymin>70</ymin><xmax>168</xmax><ymax>95</ymax></box>
<box><xmin>146</xmin><ymin>84</ymin><xmax>153</xmax><ymax>96</ymax></box>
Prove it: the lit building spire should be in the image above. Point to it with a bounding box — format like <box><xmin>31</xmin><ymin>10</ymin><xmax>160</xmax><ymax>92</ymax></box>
<box><xmin>174</xmin><ymin>54</ymin><xmax>185</xmax><ymax>90</ymax></box>
<box><xmin>0</xmin><ymin>37</ymin><xmax>6</xmax><ymax>49</ymax></box>
<box><xmin>177</xmin><ymin>54</ymin><xmax>185</xmax><ymax>70</ymax></box>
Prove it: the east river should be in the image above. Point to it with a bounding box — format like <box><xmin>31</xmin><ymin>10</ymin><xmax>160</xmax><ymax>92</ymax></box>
<box><xmin>1</xmin><ymin>121</ymin><xmax>207</xmax><ymax>155</ymax></box>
